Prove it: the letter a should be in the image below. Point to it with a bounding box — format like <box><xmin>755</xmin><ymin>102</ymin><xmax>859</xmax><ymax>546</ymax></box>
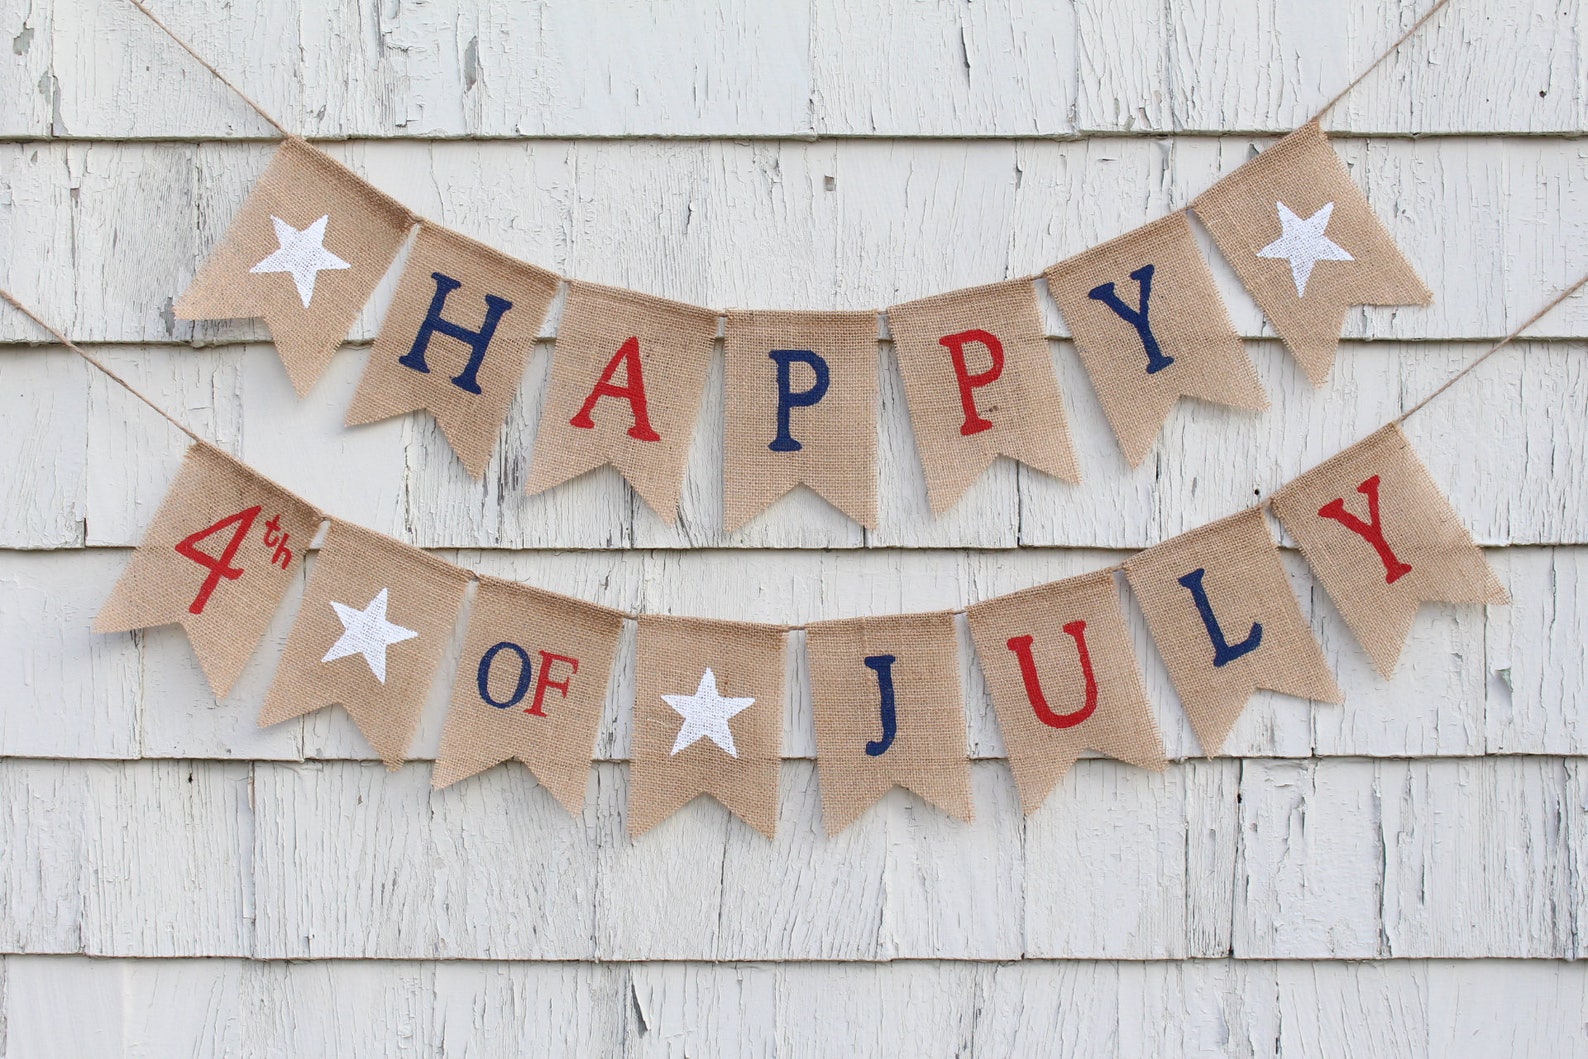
<box><xmin>1005</xmin><ymin>621</ymin><xmax>1099</xmax><ymax>730</ymax></box>
<box><xmin>569</xmin><ymin>336</ymin><xmax>661</xmax><ymax>441</ymax></box>
<box><xmin>1176</xmin><ymin>568</ymin><xmax>1263</xmax><ymax>667</ymax></box>
<box><xmin>1087</xmin><ymin>263</ymin><xmax>1174</xmax><ymax>375</ymax></box>
<box><xmin>1317</xmin><ymin>474</ymin><xmax>1413</xmax><ymax>585</ymax></box>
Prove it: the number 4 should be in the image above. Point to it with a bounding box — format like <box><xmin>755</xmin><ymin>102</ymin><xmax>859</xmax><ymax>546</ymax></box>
<box><xmin>174</xmin><ymin>506</ymin><xmax>261</xmax><ymax>615</ymax></box>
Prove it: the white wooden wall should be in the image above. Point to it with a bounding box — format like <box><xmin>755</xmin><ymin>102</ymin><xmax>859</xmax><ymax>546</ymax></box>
<box><xmin>2</xmin><ymin>0</ymin><xmax>1586</xmax><ymax>1054</ymax></box>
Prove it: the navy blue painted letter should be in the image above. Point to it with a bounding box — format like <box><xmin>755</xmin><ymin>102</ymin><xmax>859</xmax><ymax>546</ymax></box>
<box><xmin>476</xmin><ymin>641</ymin><xmax>534</xmax><ymax>709</ymax></box>
<box><xmin>1175</xmin><ymin>568</ymin><xmax>1263</xmax><ymax>667</ymax></box>
<box><xmin>768</xmin><ymin>348</ymin><xmax>831</xmax><ymax>452</ymax></box>
<box><xmin>1087</xmin><ymin>264</ymin><xmax>1174</xmax><ymax>375</ymax></box>
<box><xmin>863</xmin><ymin>654</ymin><xmax>898</xmax><ymax>757</ymax></box>
<box><xmin>398</xmin><ymin>271</ymin><xmax>514</xmax><ymax>395</ymax></box>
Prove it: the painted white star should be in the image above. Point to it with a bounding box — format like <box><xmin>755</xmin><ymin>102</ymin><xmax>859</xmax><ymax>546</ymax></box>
<box><xmin>321</xmin><ymin>588</ymin><xmax>418</xmax><ymax>684</ymax></box>
<box><xmin>662</xmin><ymin>668</ymin><xmax>755</xmax><ymax>758</ymax></box>
<box><xmin>1256</xmin><ymin>201</ymin><xmax>1354</xmax><ymax>298</ymax></box>
<box><xmin>249</xmin><ymin>215</ymin><xmax>351</xmax><ymax>308</ymax></box>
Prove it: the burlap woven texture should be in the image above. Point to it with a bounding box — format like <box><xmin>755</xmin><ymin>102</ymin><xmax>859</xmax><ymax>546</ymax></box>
<box><xmin>1044</xmin><ymin>212</ymin><xmax>1268</xmax><ymax>466</ymax></box>
<box><xmin>1124</xmin><ymin>507</ymin><xmax>1341</xmax><ymax>755</ymax></box>
<box><xmin>433</xmin><ymin>576</ymin><xmax>627</xmax><ymax>812</ymax></box>
<box><xmin>628</xmin><ymin>615</ymin><xmax>787</xmax><ymax>838</ymax></box>
<box><xmin>886</xmin><ymin>279</ymin><xmax>1079</xmax><ymax>514</ymax></box>
<box><xmin>94</xmin><ymin>442</ymin><xmax>322</xmax><ymax>698</ymax></box>
<box><xmin>1192</xmin><ymin>121</ymin><xmax>1431</xmax><ymax>385</ymax></box>
<box><xmin>259</xmin><ymin>520</ymin><xmax>470</xmax><ymax>768</ymax></box>
<box><xmin>966</xmin><ymin>570</ymin><xmax>1167</xmax><ymax>814</ymax></box>
<box><xmin>1271</xmin><ymin>423</ymin><xmax>1509</xmax><ymax>678</ymax></box>
<box><xmin>526</xmin><ymin>281</ymin><xmax>719</xmax><ymax>524</ymax></box>
<box><xmin>349</xmin><ymin>223</ymin><xmax>560</xmax><ymax>477</ymax></box>
<box><xmin>175</xmin><ymin>137</ymin><xmax>413</xmax><ymax>396</ymax></box>
<box><xmin>722</xmin><ymin>309</ymin><xmax>880</xmax><ymax>531</ymax></box>
<box><xmin>805</xmin><ymin>612</ymin><xmax>973</xmax><ymax>833</ymax></box>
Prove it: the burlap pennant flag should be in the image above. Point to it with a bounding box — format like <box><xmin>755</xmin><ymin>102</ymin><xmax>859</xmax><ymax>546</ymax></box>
<box><xmin>433</xmin><ymin>577</ymin><xmax>626</xmax><ymax>811</ymax></box>
<box><xmin>348</xmin><ymin>224</ymin><xmax>560</xmax><ymax>477</ymax></box>
<box><xmin>175</xmin><ymin>137</ymin><xmax>414</xmax><ymax>395</ymax></box>
<box><xmin>628</xmin><ymin>615</ymin><xmax>786</xmax><ymax>838</ymax></box>
<box><xmin>722</xmin><ymin>310</ymin><xmax>880</xmax><ymax>530</ymax></box>
<box><xmin>94</xmin><ymin>443</ymin><xmax>322</xmax><ymax>698</ymax></box>
<box><xmin>259</xmin><ymin>521</ymin><xmax>469</xmax><ymax>768</ymax></box>
<box><xmin>526</xmin><ymin>281</ymin><xmax>719</xmax><ymax>524</ymax></box>
<box><xmin>1271</xmin><ymin>423</ymin><xmax>1508</xmax><ymax>677</ymax></box>
<box><xmin>886</xmin><ymin>279</ymin><xmax>1079</xmax><ymax>513</ymax></box>
<box><xmin>1124</xmin><ymin>508</ymin><xmax>1341</xmax><ymax>755</ymax></box>
<box><xmin>1191</xmin><ymin>121</ymin><xmax>1431</xmax><ymax>385</ymax></box>
<box><xmin>1044</xmin><ymin>212</ymin><xmax>1268</xmax><ymax>466</ymax></box>
<box><xmin>966</xmin><ymin>571</ymin><xmax>1166</xmax><ymax>814</ymax></box>
<box><xmin>805</xmin><ymin>612</ymin><xmax>973</xmax><ymax>833</ymax></box>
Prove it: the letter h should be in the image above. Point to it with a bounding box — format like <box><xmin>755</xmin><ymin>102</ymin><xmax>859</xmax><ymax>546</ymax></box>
<box><xmin>398</xmin><ymin>271</ymin><xmax>514</xmax><ymax>395</ymax></box>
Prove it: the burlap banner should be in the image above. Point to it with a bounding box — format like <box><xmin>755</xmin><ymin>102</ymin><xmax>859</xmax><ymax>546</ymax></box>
<box><xmin>526</xmin><ymin>281</ymin><xmax>719</xmax><ymax>524</ymax></box>
<box><xmin>805</xmin><ymin>612</ymin><xmax>973</xmax><ymax>833</ymax></box>
<box><xmin>434</xmin><ymin>577</ymin><xmax>627</xmax><ymax>811</ymax></box>
<box><xmin>627</xmin><ymin>615</ymin><xmax>787</xmax><ymax>838</ymax></box>
<box><xmin>349</xmin><ymin>223</ymin><xmax>561</xmax><ymax>477</ymax></box>
<box><xmin>1192</xmin><ymin>121</ymin><xmax>1432</xmax><ymax>385</ymax></box>
<box><xmin>259</xmin><ymin>521</ymin><xmax>470</xmax><ymax>767</ymax></box>
<box><xmin>1044</xmin><ymin>212</ymin><xmax>1268</xmax><ymax>466</ymax></box>
<box><xmin>1271</xmin><ymin>423</ymin><xmax>1509</xmax><ymax>677</ymax></box>
<box><xmin>886</xmin><ymin>280</ymin><xmax>1080</xmax><ymax>513</ymax></box>
<box><xmin>966</xmin><ymin>571</ymin><xmax>1166</xmax><ymax>814</ymax></box>
<box><xmin>94</xmin><ymin>442</ymin><xmax>322</xmax><ymax>697</ymax></box>
<box><xmin>1124</xmin><ymin>508</ymin><xmax>1341</xmax><ymax>755</ymax></box>
<box><xmin>175</xmin><ymin>137</ymin><xmax>413</xmax><ymax>395</ymax></box>
<box><xmin>722</xmin><ymin>310</ymin><xmax>880</xmax><ymax>530</ymax></box>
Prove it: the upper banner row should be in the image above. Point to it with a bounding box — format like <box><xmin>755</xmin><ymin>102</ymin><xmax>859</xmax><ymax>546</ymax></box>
<box><xmin>176</xmin><ymin>122</ymin><xmax>1430</xmax><ymax>526</ymax></box>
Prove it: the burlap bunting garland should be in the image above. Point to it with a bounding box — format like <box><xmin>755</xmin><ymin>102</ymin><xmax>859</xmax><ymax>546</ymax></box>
<box><xmin>722</xmin><ymin>310</ymin><xmax>881</xmax><ymax>530</ymax></box>
<box><xmin>1192</xmin><ymin>121</ymin><xmax>1432</xmax><ymax>385</ymax></box>
<box><xmin>805</xmin><ymin>612</ymin><xmax>974</xmax><ymax>833</ymax></box>
<box><xmin>886</xmin><ymin>280</ymin><xmax>1080</xmax><ymax>513</ymax></box>
<box><xmin>966</xmin><ymin>571</ymin><xmax>1167</xmax><ymax>814</ymax></box>
<box><xmin>627</xmin><ymin>615</ymin><xmax>787</xmax><ymax>838</ymax></box>
<box><xmin>349</xmin><ymin>224</ymin><xmax>561</xmax><ymax>477</ymax></box>
<box><xmin>433</xmin><ymin>577</ymin><xmax>627</xmax><ymax>811</ymax></box>
<box><xmin>1124</xmin><ymin>508</ymin><xmax>1342</xmax><ymax>755</ymax></box>
<box><xmin>259</xmin><ymin>521</ymin><xmax>470</xmax><ymax>768</ymax></box>
<box><xmin>175</xmin><ymin>137</ymin><xmax>413</xmax><ymax>396</ymax></box>
<box><xmin>94</xmin><ymin>442</ymin><xmax>323</xmax><ymax>698</ymax></box>
<box><xmin>1044</xmin><ymin>212</ymin><xmax>1268</xmax><ymax>466</ymax></box>
<box><xmin>526</xmin><ymin>281</ymin><xmax>719</xmax><ymax>524</ymax></box>
<box><xmin>1271</xmin><ymin>423</ymin><xmax>1509</xmax><ymax>677</ymax></box>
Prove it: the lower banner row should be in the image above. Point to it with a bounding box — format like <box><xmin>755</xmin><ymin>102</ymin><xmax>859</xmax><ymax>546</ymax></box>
<box><xmin>94</xmin><ymin>425</ymin><xmax>1506</xmax><ymax>836</ymax></box>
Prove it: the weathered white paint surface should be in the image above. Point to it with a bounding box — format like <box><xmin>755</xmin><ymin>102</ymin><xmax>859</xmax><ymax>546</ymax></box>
<box><xmin>1</xmin><ymin>0</ymin><xmax>1585</xmax><ymax>1054</ymax></box>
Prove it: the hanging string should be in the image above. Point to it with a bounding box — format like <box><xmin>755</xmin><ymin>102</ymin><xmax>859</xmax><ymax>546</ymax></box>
<box><xmin>126</xmin><ymin>0</ymin><xmax>290</xmax><ymax>138</ymax></box>
<box><xmin>1310</xmin><ymin>0</ymin><xmax>1453</xmax><ymax>123</ymax></box>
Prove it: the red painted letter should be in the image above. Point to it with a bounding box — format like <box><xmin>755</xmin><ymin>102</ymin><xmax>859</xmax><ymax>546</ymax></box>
<box><xmin>939</xmin><ymin>329</ymin><xmax>1005</xmax><ymax>436</ymax></box>
<box><xmin>526</xmin><ymin>651</ymin><xmax>580</xmax><ymax>716</ymax></box>
<box><xmin>1317</xmin><ymin>474</ymin><xmax>1412</xmax><ymax>584</ymax></box>
<box><xmin>569</xmin><ymin>336</ymin><xmax>661</xmax><ymax>441</ymax></box>
<box><xmin>174</xmin><ymin>505</ymin><xmax>261</xmax><ymax>615</ymax></box>
<box><xmin>1005</xmin><ymin>620</ymin><xmax>1098</xmax><ymax>730</ymax></box>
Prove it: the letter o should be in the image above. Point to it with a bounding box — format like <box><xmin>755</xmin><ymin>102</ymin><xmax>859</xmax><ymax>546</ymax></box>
<box><xmin>476</xmin><ymin>641</ymin><xmax>534</xmax><ymax>709</ymax></box>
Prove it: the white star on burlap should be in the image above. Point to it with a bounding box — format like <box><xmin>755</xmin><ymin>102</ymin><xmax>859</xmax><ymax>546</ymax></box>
<box><xmin>321</xmin><ymin>588</ymin><xmax>417</xmax><ymax>683</ymax></box>
<box><xmin>1257</xmin><ymin>201</ymin><xmax>1354</xmax><ymax>298</ymax></box>
<box><xmin>249</xmin><ymin>215</ymin><xmax>351</xmax><ymax>308</ymax></box>
<box><xmin>663</xmin><ymin>668</ymin><xmax>755</xmax><ymax>757</ymax></box>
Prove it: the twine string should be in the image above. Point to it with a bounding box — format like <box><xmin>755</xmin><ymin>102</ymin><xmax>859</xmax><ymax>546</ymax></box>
<box><xmin>127</xmin><ymin>0</ymin><xmax>290</xmax><ymax>137</ymax></box>
<box><xmin>1310</xmin><ymin>0</ymin><xmax>1453</xmax><ymax>124</ymax></box>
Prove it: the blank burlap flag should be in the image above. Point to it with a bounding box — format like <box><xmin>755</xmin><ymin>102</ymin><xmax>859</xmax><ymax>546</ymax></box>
<box><xmin>886</xmin><ymin>279</ymin><xmax>1079</xmax><ymax>514</ymax></box>
<box><xmin>433</xmin><ymin>577</ymin><xmax>626</xmax><ymax>811</ymax></box>
<box><xmin>1044</xmin><ymin>212</ymin><xmax>1268</xmax><ymax>466</ymax></box>
<box><xmin>94</xmin><ymin>442</ymin><xmax>322</xmax><ymax>698</ymax></box>
<box><xmin>1191</xmin><ymin>121</ymin><xmax>1431</xmax><ymax>385</ymax></box>
<box><xmin>804</xmin><ymin>612</ymin><xmax>973</xmax><ymax>833</ymax></box>
<box><xmin>526</xmin><ymin>281</ymin><xmax>719</xmax><ymax>524</ymax></box>
<box><xmin>1271</xmin><ymin>423</ymin><xmax>1508</xmax><ymax>678</ymax></box>
<box><xmin>1124</xmin><ymin>508</ymin><xmax>1341</xmax><ymax>755</ymax></box>
<box><xmin>259</xmin><ymin>521</ymin><xmax>470</xmax><ymax>768</ymax></box>
<box><xmin>348</xmin><ymin>224</ymin><xmax>561</xmax><ymax>477</ymax></box>
<box><xmin>722</xmin><ymin>309</ymin><xmax>880</xmax><ymax>530</ymax></box>
<box><xmin>628</xmin><ymin>615</ymin><xmax>787</xmax><ymax>838</ymax></box>
<box><xmin>966</xmin><ymin>571</ymin><xmax>1166</xmax><ymax>815</ymax></box>
<box><xmin>175</xmin><ymin>137</ymin><xmax>414</xmax><ymax>396</ymax></box>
